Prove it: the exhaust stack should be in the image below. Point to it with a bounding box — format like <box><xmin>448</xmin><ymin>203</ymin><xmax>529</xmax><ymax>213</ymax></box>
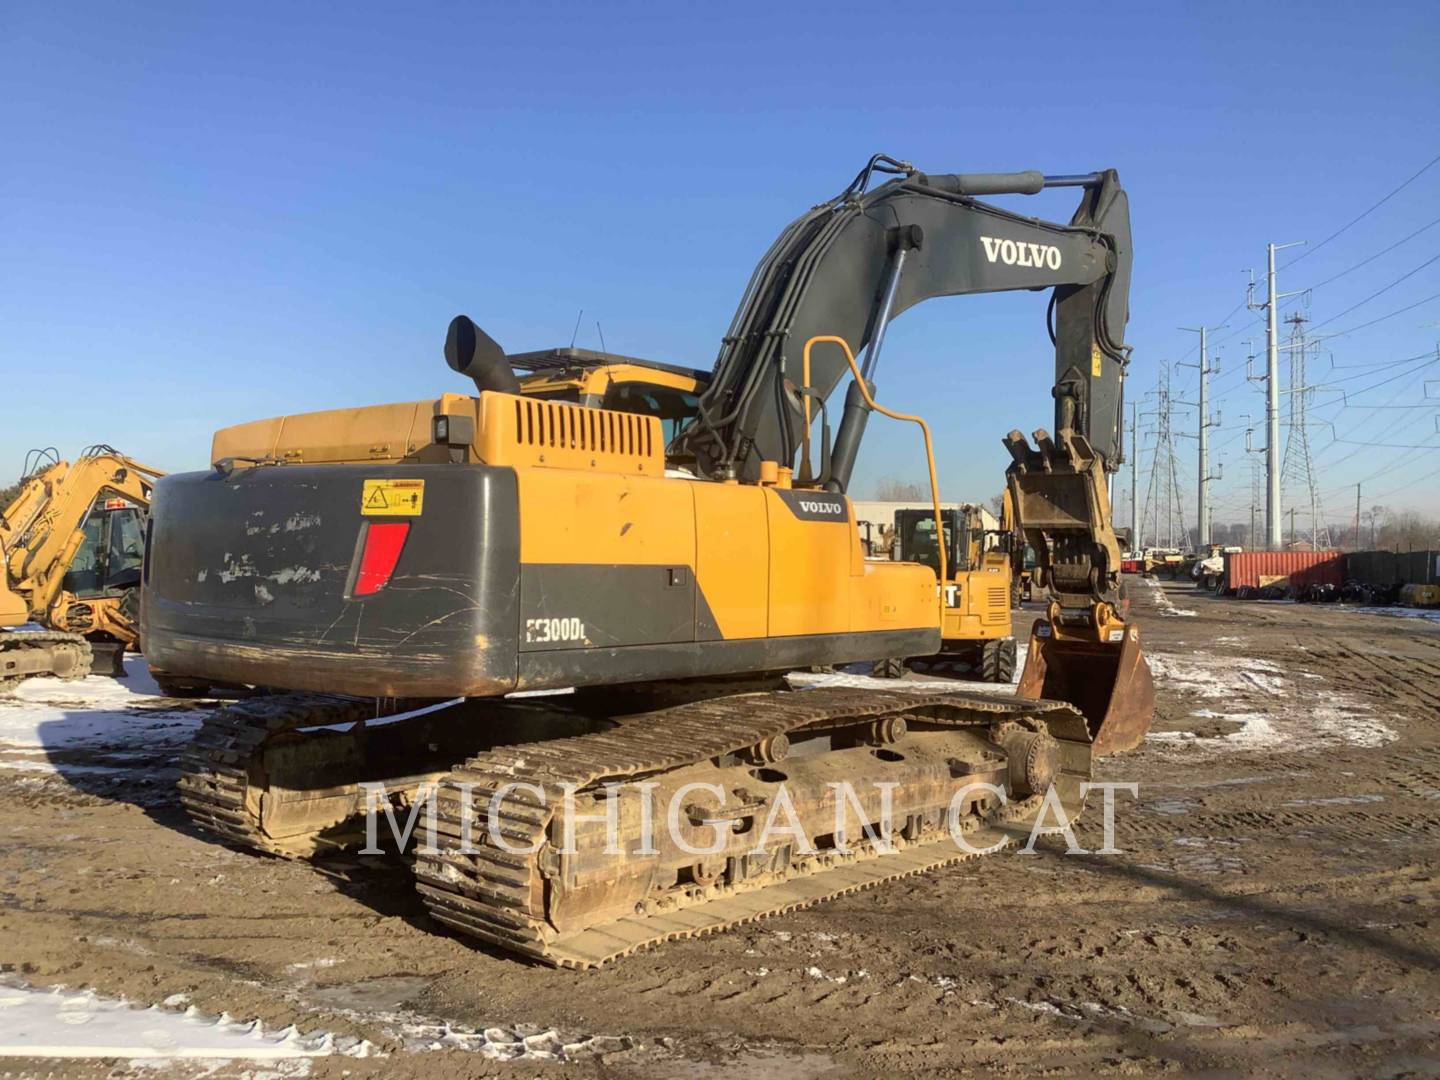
<box><xmin>445</xmin><ymin>315</ymin><xmax>521</xmax><ymax>395</ymax></box>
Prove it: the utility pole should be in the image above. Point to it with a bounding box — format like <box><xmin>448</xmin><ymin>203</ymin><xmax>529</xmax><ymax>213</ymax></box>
<box><xmin>1179</xmin><ymin>325</ymin><xmax>1223</xmax><ymax>546</ymax></box>
<box><xmin>1248</xmin><ymin>242</ymin><xmax>1305</xmax><ymax>548</ymax></box>
<box><xmin>1354</xmin><ymin>484</ymin><xmax>1362</xmax><ymax>549</ymax></box>
<box><xmin>1242</xmin><ymin>405</ymin><xmax>1265</xmax><ymax>552</ymax></box>
<box><xmin>1129</xmin><ymin>401</ymin><xmax>1139</xmax><ymax>552</ymax></box>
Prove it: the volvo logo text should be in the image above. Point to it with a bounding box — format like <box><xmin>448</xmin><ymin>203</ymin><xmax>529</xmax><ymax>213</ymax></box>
<box><xmin>980</xmin><ymin>236</ymin><xmax>1062</xmax><ymax>270</ymax></box>
<box><xmin>798</xmin><ymin>500</ymin><xmax>844</xmax><ymax>515</ymax></box>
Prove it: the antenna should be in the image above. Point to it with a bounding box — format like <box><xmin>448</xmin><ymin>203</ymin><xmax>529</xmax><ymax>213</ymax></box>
<box><xmin>596</xmin><ymin>321</ymin><xmax>609</xmax><ymax>359</ymax></box>
<box><xmin>569</xmin><ymin>309</ymin><xmax>584</xmax><ymax>349</ymax></box>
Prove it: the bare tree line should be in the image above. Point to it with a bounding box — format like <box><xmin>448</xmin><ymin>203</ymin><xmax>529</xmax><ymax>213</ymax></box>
<box><xmin>1197</xmin><ymin>508</ymin><xmax>1440</xmax><ymax>551</ymax></box>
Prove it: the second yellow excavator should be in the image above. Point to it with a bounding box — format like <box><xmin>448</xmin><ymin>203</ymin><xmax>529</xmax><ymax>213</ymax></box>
<box><xmin>1</xmin><ymin>446</ymin><xmax>162</xmax><ymax>686</ymax></box>
<box><xmin>874</xmin><ymin>503</ymin><xmax>1017</xmax><ymax>682</ymax></box>
<box><xmin>145</xmin><ymin>155</ymin><xmax>1154</xmax><ymax>966</ymax></box>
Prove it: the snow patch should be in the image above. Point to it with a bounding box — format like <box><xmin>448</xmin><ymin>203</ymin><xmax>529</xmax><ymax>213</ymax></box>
<box><xmin>394</xmin><ymin>1022</ymin><xmax>631</xmax><ymax>1060</ymax></box>
<box><xmin>1145</xmin><ymin>650</ymin><xmax>1396</xmax><ymax>755</ymax></box>
<box><xmin>1341</xmin><ymin>605</ymin><xmax>1440</xmax><ymax>627</ymax></box>
<box><xmin>789</xmin><ymin>640</ymin><xmax>1028</xmax><ymax>698</ymax></box>
<box><xmin>0</xmin><ymin>656</ymin><xmax>206</xmax><ymax>777</ymax></box>
<box><xmin>1141</xmin><ymin>577</ymin><xmax>1198</xmax><ymax>617</ymax></box>
<box><xmin>0</xmin><ymin>977</ymin><xmax>373</xmax><ymax>1061</ymax></box>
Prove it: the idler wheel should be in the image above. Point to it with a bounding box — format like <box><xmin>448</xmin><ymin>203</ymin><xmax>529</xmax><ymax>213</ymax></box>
<box><xmin>745</xmin><ymin>733</ymin><xmax>790</xmax><ymax>765</ymax></box>
<box><xmin>991</xmin><ymin>722</ymin><xmax>1059</xmax><ymax>798</ymax></box>
<box><xmin>868</xmin><ymin>716</ymin><xmax>908</xmax><ymax>746</ymax></box>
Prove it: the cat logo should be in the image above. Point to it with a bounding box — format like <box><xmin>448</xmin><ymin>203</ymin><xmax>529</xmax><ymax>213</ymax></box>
<box><xmin>980</xmin><ymin>235</ymin><xmax>1062</xmax><ymax>270</ymax></box>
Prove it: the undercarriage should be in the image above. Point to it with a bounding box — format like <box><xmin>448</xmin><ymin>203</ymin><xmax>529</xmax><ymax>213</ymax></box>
<box><xmin>0</xmin><ymin>629</ymin><xmax>91</xmax><ymax>691</ymax></box>
<box><xmin>178</xmin><ymin>683</ymin><xmax>1093</xmax><ymax>967</ymax></box>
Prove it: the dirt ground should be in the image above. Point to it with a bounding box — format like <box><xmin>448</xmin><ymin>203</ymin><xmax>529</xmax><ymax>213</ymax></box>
<box><xmin>2</xmin><ymin>579</ymin><xmax>1439</xmax><ymax>1077</ymax></box>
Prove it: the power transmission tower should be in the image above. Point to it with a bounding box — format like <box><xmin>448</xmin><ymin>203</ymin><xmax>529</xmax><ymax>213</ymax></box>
<box><xmin>1279</xmin><ymin>311</ymin><xmax>1332</xmax><ymax>549</ymax></box>
<box><xmin>1140</xmin><ymin>364</ymin><xmax>1189</xmax><ymax>549</ymax></box>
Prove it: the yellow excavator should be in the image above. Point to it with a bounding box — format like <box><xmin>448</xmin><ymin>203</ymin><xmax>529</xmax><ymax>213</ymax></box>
<box><xmin>145</xmin><ymin>156</ymin><xmax>1154</xmax><ymax>967</ymax></box>
<box><xmin>1</xmin><ymin>446</ymin><xmax>163</xmax><ymax>686</ymax></box>
<box><xmin>874</xmin><ymin>504</ymin><xmax>1016</xmax><ymax>681</ymax></box>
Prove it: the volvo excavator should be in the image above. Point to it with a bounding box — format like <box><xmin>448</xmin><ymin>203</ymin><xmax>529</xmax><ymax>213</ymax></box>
<box><xmin>145</xmin><ymin>156</ymin><xmax>1154</xmax><ymax>967</ymax></box>
<box><xmin>1</xmin><ymin>446</ymin><xmax>163</xmax><ymax>687</ymax></box>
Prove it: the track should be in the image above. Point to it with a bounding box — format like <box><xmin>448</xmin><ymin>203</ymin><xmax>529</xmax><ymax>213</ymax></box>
<box><xmin>176</xmin><ymin>685</ymin><xmax>1095</xmax><ymax>967</ymax></box>
<box><xmin>177</xmin><ymin>693</ymin><xmax>399</xmax><ymax>857</ymax></box>
<box><xmin>0</xmin><ymin>629</ymin><xmax>91</xmax><ymax>690</ymax></box>
<box><xmin>413</xmin><ymin>687</ymin><xmax>1091</xmax><ymax>967</ymax></box>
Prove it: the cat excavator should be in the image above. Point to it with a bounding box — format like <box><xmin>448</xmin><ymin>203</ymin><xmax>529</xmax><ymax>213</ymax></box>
<box><xmin>1</xmin><ymin>446</ymin><xmax>162</xmax><ymax>686</ymax></box>
<box><xmin>876</xmin><ymin>503</ymin><xmax>1017</xmax><ymax>682</ymax></box>
<box><xmin>145</xmin><ymin>155</ymin><xmax>1154</xmax><ymax>966</ymax></box>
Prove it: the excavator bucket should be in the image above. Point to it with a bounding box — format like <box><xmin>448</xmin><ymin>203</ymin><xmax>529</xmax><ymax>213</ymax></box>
<box><xmin>1016</xmin><ymin>618</ymin><xmax>1154</xmax><ymax>756</ymax></box>
<box><xmin>1004</xmin><ymin>424</ymin><xmax>1155</xmax><ymax>757</ymax></box>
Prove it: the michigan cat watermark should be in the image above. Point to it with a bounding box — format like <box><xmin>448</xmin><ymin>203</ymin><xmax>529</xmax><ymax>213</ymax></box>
<box><xmin>358</xmin><ymin>779</ymin><xmax>1138</xmax><ymax>858</ymax></box>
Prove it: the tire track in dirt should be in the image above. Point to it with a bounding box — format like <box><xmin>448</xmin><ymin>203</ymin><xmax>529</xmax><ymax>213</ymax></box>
<box><xmin>1298</xmin><ymin>638</ymin><xmax>1440</xmax><ymax>712</ymax></box>
<box><xmin>1113</xmin><ymin>807</ymin><xmax>1440</xmax><ymax>845</ymax></box>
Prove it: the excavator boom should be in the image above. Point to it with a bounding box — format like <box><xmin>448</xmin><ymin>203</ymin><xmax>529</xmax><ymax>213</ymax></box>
<box><xmin>672</xmin><ymin>156</ymin><xmax>1150</xmax><ymax>753</ymax></box>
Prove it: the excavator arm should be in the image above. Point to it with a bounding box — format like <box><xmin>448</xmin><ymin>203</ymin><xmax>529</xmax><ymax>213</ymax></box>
<box><xmin>673</xmin><ymin>155</ymin><xmax>1152</xmax><ymax>753</ymax></box>
<box><xmin>672</xmin><ymin>156</ymin><xmax>1131</xmax><ymax>482</ymax></box>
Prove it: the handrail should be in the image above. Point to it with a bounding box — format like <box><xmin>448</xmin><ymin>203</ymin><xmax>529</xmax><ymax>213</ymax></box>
<box><xmin>801</xmin><ymin>335</ymin><xmax>946</xmax><ymax>607</ymax></box>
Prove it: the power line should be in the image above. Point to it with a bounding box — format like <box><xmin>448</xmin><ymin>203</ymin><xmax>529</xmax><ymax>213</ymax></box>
<box><xmin>1302</xmin><ymin>215</ymin><xmax>1440</xmax><ymax>291</ymax></box>
<box><xmin>1311</xmin><ymin>355</ymin><xmax>1440</xmax><ymax>469</ymax></box>
<box><xmin>1370</xmin><ymin>461</ymin><xmax>1440</xmax><ymax>500</ymax></box>
<box><xmin>1308</xmin><ymin>252</ymin><xmax>1440</xmax><ymax>330</ymax></box>
<box><xmin>1329</xmin><ymin>347</ymin><xmax>1438</xmax><ymax>369</ymax></box>
<box><xmin>1282</xmin><ymin>149</ymin><xmax>1440</xmax><ymax>269</ymax></box>
<box><xmin>1324</xmin><ymin>291</ymin><xmax>1440</xmax><ymax>338</ymax></box>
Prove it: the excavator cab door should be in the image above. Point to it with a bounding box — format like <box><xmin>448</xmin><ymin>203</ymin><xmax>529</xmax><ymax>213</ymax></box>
<box><xmin>62</xmin><ymin>501</ymin><xmax>146</xmax><ymax>600</ymax></box>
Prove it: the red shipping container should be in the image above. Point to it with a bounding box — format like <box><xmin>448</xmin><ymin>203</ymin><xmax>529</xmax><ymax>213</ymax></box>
<box><xmin>1223</xmin><ymin>551</ymin><xmax>1344</xmax><ymax>592</ymax></box>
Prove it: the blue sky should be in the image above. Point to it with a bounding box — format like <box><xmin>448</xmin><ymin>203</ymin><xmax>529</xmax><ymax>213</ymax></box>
<box><xmin>3</xmin><ymin>1</ymin><xmax>1437</xmax><ymax>527</ymax></box>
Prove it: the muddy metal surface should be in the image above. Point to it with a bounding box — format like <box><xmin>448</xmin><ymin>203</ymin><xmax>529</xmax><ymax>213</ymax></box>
<box><xmin>1</xmin><ymin>579</ymin><xmax>1438</xmax><ymax>1076</ymax></box>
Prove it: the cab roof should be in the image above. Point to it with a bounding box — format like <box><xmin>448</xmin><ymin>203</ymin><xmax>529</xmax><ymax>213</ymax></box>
<box><xmin>508</xmin><ymin>347</ymin><xmax>710</xmax><ymax>386</ymax></box>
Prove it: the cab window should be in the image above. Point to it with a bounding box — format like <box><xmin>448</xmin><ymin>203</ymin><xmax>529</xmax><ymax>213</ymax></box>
<box><xmin>62</xmin><ymin>515</ymin><xmax>106</xmax><ymax>598</ymax></box>
<box><xmin>601</xmin><ymin>384</ymin><xmax>700</xmax><ymax>443</ymax></box>
<box><xmin>107</xmin><ymin>508</ymin><xmax>145</xmax><ymax>583</ymax></box>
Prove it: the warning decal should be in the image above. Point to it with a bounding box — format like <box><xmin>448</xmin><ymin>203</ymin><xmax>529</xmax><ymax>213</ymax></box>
<box><xmin>361</xmin><ymin>478</ymin><xmax>425</xmax><ymax>516</ymax></box>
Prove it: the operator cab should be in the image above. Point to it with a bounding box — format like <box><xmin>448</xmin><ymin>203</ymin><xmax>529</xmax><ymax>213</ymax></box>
<box><xmin>508</xmin><ymin>347</ymin><xmax>708</xmax><ymax>443</ymax></box>
<box><xmin>62</xmin><ymin>497</ymin><xmax>146</xmax><ymax>599</ymax></box>
<box><xmin>893</xmin><ymin>508</ymin><xmax>967</xmax><ymax>577</ymax></box>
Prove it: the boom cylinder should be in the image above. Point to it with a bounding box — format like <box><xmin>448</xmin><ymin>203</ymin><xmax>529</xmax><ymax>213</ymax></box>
<box><xmin>825</xmin><ymin>226</ymin><xmax>921</xmax><ymax>492</ymax></box>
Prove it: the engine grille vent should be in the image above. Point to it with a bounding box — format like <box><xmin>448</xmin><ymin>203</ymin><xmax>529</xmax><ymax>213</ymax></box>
<box><xmin>477</xmin><ymin>392</ymin><xmax>663</xmax><ymax>476</ymax></box>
